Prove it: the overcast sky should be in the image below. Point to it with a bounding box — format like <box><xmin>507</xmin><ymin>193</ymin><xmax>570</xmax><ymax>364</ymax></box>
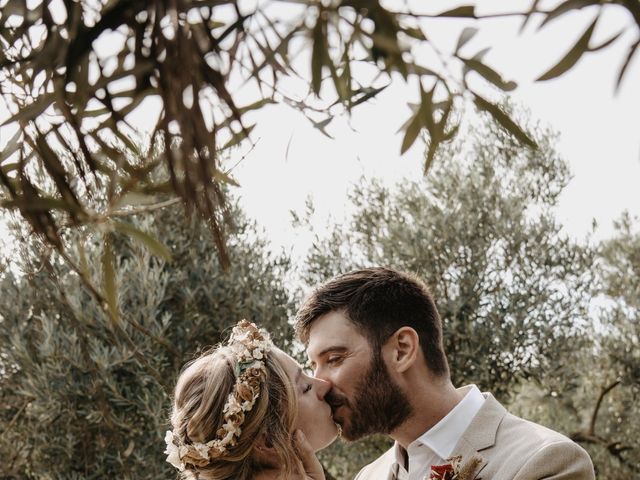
<box><xmin>1</xmin><ymin>1</ymin><xmax>639</xmax><ymax>257</ymax></box>
<box><xmin>226</xmin><ymin>1</ymin><xmax>640</xmax><ymax>253</ymax></box>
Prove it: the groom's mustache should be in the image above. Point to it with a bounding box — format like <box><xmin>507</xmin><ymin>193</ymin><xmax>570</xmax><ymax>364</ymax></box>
<box><xmin>325</xmin><ymin>390</ymin><xmax>350</xmax><ymax>411</ymax></box>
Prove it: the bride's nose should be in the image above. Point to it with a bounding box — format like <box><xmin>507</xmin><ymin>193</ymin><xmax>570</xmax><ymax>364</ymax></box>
<box><xmin>314</xmin><ymin>377</ymin><xmax>332</xmax><ymax>399</ymax></box>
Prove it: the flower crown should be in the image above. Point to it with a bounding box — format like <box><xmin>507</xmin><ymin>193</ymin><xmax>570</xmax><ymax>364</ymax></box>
<box><xmin>165</xmin><ymin>320</ymin><xmax>272</xmax><ymax>472</ymax></box>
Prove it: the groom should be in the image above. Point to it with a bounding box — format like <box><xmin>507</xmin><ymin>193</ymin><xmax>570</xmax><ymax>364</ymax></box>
<box><xmin>295</xmin><ymin>267</ymin><xmax>594</xmax><ymax>480</ymax></box>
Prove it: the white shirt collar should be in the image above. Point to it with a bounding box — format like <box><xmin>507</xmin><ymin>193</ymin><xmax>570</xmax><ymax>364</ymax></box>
<box><xmin>418</xmin><ymin>385</ymin><xmax>485</xmax><ymax>459</ymax></box>
<box><xmin>393</xmin><ymin>385</ymin><xmax>485</xmax><ymax>467</ymax></box>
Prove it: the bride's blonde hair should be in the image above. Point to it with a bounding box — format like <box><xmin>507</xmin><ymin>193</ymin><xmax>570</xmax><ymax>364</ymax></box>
<box><xmin>169</xmin><ymin>344</ymin><xmax>302</xmax><ymax>479</ymax></box>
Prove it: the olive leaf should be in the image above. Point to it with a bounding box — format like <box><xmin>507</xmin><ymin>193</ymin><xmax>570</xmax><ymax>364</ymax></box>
<box><xmin>101</xmin><ymin>232</ymin><xmax>119</xmax><ymax>325</ymax></box>
<box><xmin>536</xmin><ymin>17</ymin><xmax>598</xmax><ymax>82</ymax></box>
<box><xmin>461</xmin><ymin>58</ymin><xmax>517</xmax><ymax>91</ymax></box>
<box><xmin>311</xmin><ymin>11</ymin><xmax>328</xmax><ymax>96</ymax></box>
<box><xmin>455</xmin><ymin>27</ymin><xmax>479</xmax><ymax>54</ymax></box>
<box><xmin>436</xmin><ymin>6</ymin><xmax>477</xmax><ymax>18</ymax></box>
<box><xmin>616</xmin><ymin>39</ymin><xmax>640</xmax><ymax>93</ymax></box>
<box><xmin>113</xmin><ymin>220</ymin><xmax>172</xmax><ymax>262</ymax></box>
<box><xmin>539</xmin><ymin>0</ymin><xmax>601</xmax><ymax>29</ymax></box>
<box><xmin>401</xmin><ymin>108</ymin><xmax>424</xmax><ymax>155</ymax></box>
<box><xmin>473</xmin><ymin>93</ymin><xmax>537</xmax><ymax>149</ymax></box>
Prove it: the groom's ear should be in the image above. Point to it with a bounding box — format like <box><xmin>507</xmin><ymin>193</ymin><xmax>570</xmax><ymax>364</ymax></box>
<box><xmin>386</xmin><ymin>327</ymin><xmax>420</xmax><ymax>374</ymax></box>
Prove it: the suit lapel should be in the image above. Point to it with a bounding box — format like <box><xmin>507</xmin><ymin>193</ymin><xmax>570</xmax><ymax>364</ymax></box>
<box><xmin>450</xmin><ymin>437</ymin><xmax>488</xmax><ymax>479</ymax></box>
<box><xmin>371</xmin><ymin>444</ymin><xmax>401</xmax><ymax>480</ymax></box>
<box><xmin>450</xmin><ymin>393</ymin><xmax>507</xmax><ymax>479</ymax></box>
<box><xmin>387</xmin><ymin>461</ymin><xmax>399</xmax><ymax>480</ymax></box>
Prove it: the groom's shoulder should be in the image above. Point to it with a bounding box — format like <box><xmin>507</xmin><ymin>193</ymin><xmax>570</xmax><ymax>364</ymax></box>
<box><xmin>494</xmin><ymin>404</ymin><xmax>592</xmax><ymax>463</ymax></box>
<box><xmin>471</xmin><ymin>396</ymin><xmax>594</xmax><ymax>478</ymax></box>
<box><xmin>500</xmin><ymin>409</ymin><xmax>575</xmax><ymax>444</ymax></box>
<box><xmin>481</xmin><ymin>392</ymin><xmax>575</xmax><ymax>446</ymax></box>
<box><xmin>353</xmin><ymin>445</ymin><xmax>396</xmax><ymax>480</ymax></box>
<box><xmin>491</xmin><ymin>410</ymin><xmax>594</xmax><ymax>477</ymax></box>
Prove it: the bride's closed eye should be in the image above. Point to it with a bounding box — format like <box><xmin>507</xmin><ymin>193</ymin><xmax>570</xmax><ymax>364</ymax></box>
<box><xmin>302</xmin><ymin>383</ymin><xmax>313</xmax><ymax>394</ymax></box>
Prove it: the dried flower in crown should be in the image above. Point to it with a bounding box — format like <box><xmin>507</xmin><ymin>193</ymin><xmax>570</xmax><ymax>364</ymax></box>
<box><xmin>165</xmin><ymin>320</ymin><xmax>272</xmax><ymax>472</ymax></box>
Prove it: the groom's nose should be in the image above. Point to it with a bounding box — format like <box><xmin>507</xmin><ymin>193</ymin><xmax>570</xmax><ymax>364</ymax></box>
<box><xmin>313</xmin><ymin>364</ymin><xmax>329</xmax><ymax>382</ymax></box>
<box><xmin>314</xmin><ymin>377</ymin><xmax>332</xmax><ymax>399</ymax></box>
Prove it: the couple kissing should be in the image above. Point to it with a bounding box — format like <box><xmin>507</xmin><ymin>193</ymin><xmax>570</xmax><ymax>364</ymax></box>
<box><xmin>165</xmin><ymin>267</ymin><xmax>595</xmax><ymax>480</ymax></box>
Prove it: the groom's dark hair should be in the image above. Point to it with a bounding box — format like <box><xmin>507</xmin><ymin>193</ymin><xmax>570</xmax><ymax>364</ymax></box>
<box><xmin>295</xmin><ymin>267</ymin><xmax>449</xmax><ymax>377</ymax></box>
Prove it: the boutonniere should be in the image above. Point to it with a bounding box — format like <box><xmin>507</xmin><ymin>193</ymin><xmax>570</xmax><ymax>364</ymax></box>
<box><xmin>425</xmin><ymin>454</ymin><xmax>483</xmax><ymax>480</ymax></box>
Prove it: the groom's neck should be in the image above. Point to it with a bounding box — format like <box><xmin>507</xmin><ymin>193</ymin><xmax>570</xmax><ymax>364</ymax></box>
<box><xmin>391</xmin><ymin>378</ymin><xmax>462</xmax><ymax>449</ymax></box>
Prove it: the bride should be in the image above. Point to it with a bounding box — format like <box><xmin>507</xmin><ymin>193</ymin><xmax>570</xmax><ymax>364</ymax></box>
<box><xmin>165</xmin><ymin>320</ymin><xmax>337</xmax><ymax>479</ymax></box>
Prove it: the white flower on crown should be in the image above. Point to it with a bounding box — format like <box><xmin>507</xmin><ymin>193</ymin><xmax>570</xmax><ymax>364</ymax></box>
<box><xmin>252</xmin><ymin>348</ymin><xmax>263</xmax><ymax>359</ymax></box>
<box><xmin>220</xmin><ymin>423</ymin><xmax>237</xmax><ymax>443</ymax></box>
<box><xmin>223</xmin><ymin>395</ymin><xmax>242</xmax><ymax>414</ymax></box>
<box><xmin>164</xmin><ymin>430</ymin><xmax>186</xmax><ymax>472</ymax></box>
<box><xmin>232</xmin><ymin>344</ymin><xmax>251</xmax><ymax>360</ymax></box>
<box><xmin>193</xmin><ymin>442</ymin><xmax>210</xmax><ymax>459</ymax></box>
<box><xmin>231</xmin><ymin>325</ymin><xmax>250</xmax><ymax>340</ymax></box>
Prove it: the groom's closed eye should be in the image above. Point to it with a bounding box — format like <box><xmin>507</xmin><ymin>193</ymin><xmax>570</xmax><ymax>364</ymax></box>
<box><xmin>326</xmin><ymin>354</ymin><xmax>344</xmax><ymax>365</ymax></box>
<box><xmin>307</xmin><ymin>346</ymin><xmax>349</xmax><ymax>375</ymax></box>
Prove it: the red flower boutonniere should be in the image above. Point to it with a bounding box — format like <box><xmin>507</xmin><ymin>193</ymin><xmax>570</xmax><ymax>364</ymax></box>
<box><xmin>425</xmin><ymin>455</ymin><xmax>483</xmax><ymax>480</ymax></box>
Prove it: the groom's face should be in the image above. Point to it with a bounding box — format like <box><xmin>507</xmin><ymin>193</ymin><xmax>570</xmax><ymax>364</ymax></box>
<box><xmin>306</xmin><ymin>310</ymin><xmax>412</xmax><ymax>441</ymax></box>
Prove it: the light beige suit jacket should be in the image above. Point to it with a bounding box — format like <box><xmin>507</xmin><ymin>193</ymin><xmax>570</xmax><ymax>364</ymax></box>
<box><xmin>354</xmin><ymin>392</ymin><xmax>595</xmax><ymax>480</ymax></box>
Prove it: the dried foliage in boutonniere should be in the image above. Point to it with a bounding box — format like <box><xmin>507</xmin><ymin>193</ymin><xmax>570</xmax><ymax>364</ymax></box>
<box><xmin>426</xmin><ymin>454</ymin><xmax>483</xmax><ymax>480</ymax></box>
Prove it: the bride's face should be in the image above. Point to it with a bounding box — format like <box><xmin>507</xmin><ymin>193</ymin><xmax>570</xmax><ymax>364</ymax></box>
<box><xmin>273</xmin><ymin>349</ymin><xmax>339</xmax><ymax>451</ymax></box>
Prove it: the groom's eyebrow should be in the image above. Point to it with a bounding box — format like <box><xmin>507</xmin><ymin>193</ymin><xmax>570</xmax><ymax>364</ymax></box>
<box><xmin>317</xmin><ymin>346</ymin><xmax>348</xmax><ymax>358</ymax></box>
<box><xmin>307</xmin><ymin>346</ymin><xmax>349</xmax><ymax>369</ymax></box>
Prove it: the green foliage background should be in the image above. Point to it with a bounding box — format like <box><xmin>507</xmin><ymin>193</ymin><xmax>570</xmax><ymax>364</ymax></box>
<box><xmin>0</xmin><ymin>205</ymin><xmax>293</xmax><ymax>478</ymax></box>
<box><xmin>1</xmin><ymin>114</ymin><xmax>638</xmax><ymax>479</ymax></box>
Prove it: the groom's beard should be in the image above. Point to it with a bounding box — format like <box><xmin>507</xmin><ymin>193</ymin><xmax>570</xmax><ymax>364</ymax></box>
<box><xmin>328</xmin><ymin>351</ymin><xmax>412</xmax><ymax>441</ymax></box>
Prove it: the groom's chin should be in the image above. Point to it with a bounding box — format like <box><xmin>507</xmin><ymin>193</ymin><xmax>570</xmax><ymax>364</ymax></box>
<box><xmin>334</xmin><ymin>410</ymin><xmax>381</xmax><ymax>442</ymax></box>
<box><xmin>335</xmin><ymin>417</ymin><xmax>362</xmax><ymax>442</ymax></box>
<box><xmin>338</xmin><ymin>424</ymin><xmax>365</xmax><ymax>442</ymax></box>
<box><xmin>332</xmin><ymin>407</ymin><xmax>367</xmax><ymax>441</ymax></box>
